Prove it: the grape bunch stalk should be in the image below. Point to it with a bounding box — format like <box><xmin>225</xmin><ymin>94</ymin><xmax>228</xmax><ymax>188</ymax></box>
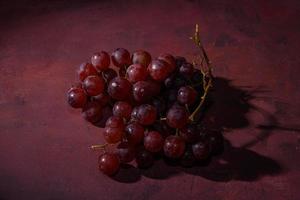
<box><xmin>67</xmin><ymin>24</ymin><xmax>224</xmax><ymax>176</ymax></box>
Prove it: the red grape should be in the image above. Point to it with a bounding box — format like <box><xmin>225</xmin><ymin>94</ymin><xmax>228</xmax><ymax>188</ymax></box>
<box><xmin>99</xmin><ymin>153</ymin><xmax>120</xmax><ymax>176</ymax></box>
<box><xmin>83</xmin><ymin>75</ymin><xmax>105</xmax><ymax>96</ymax></box>
<box><xmin>166</xmin><ymin>104</ymin><xmax>189</xmax><ymax>128</ymax></box>
<box><xmin>163</xmin><ymin>135</ymin><xmax>186</xmax><ymax>158</ymax></box>
<box><xmin>126</xmin><ymin>63</ymin><xmax>148</xmax><ymax>83</ymax></box>
<box><xmin>125</xmin><ymin>122</ymin><xmax>144</xmax><ymax>145</ymax></box>
<box><xmin>91</xmin><ymin>51</ymin><xmax>110</xmax><ymax>71</ymax></box>
<box><xmin>132</xmin><ymin>50</ymin><xmax>152</xmax><ymax>68</ymax></box>
<box><xmin>192</xmin><ymin>141</ymin><xmax>210</xmax><ymax>160</ymax></box>
<box><xmin>105</xmin><ymin>116</ymin><xmax>125</xmax><ymax>129</ymax></box>
<box><xmin>108</xmin><ymin>77</ymin><xmax>132</xmax><ymax>100</ymax></box>
<box><xmin>104</xmin><ymin>127</ymin><xmax>124</xmax><ymax>143</ymax></box>
<box><xmin>113</xmin><ymin>101</ymin><xmax>132</xmax><ymax>121</ymax></box>
<box><xmin>144</xmin><ymin>131</ymin><xmax>164</xmax><ymax>153</ymax></box>
<box><xmin>134</xmin><ymin>104</ymin><xmax>157</xmax><ymax>125</ymax></box>
<box><xmin>135</xmin><ymin>149</ymin><xmax>154</xmax><ymax>168</ymax></box>
<box><xmin>148</xmin><ymin>59</ymin><xmax>171</xmax><ymax>81</ymax></box>
<box><xmin>77</xmin><ymin>63</ymin><xmax>98</xmax><ymax>82</ymax></box>
<box><xmin>116</xmin><ymin>142</ymin><xmax>135</xmax><ymax>163</ymax></box>
<box><xmin>67</xmin><ymin>87</ymin><xmax>87</xmax><ymax>108</ymax></box>
<box><xmin>179</xmin><ymin>124</ymin><xmax>199</xmax><ymax>143</ymax></box>
<box><xmin>91</xmin><ymin>92</ymin><xmax>111</xmax><ymax>106</ymax></box>
<box><xmin>102</xmin><ymin>68</ymin><xmax>117</xmax><ymax>83</ymax></box>
<box><xmin>177</xmin><ymin>86</ymin><xmax>197</xmax><ymax>105</ymax></box>
<box><xmin>132</xmin><ymin>81</ymin><xmax>160</xmax><ymax>103</ymax></box>
<box><xmin>158</xmin><ymin>53</ymin><xmax>176</xmax><ymax>73</ymax></box>
<box><xmin>82</xmin><ymin>101</ymin><xmax>102</xmax><ymax>123</ymax></box>
<box><xmin>111</xmin><ymin>48</ymin><xmax>131</xmax><ymax>68</ymax></box>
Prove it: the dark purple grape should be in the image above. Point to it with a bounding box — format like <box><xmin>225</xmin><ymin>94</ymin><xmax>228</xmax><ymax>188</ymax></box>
<box><xmin>132</xmin><ymin>50</ymin><xmax>152</xmax><ymax>68</ymax></box>
<box><xmin>135</xmin><ymin>149</ymin><xmax>154</xmax><ymax>168</ymax></box>
<box><xmin>177</xmin><ymin>86</ymin><xmax>197</xmax><ymax>106</ymax></box>
<box><xmin>179</xmin><ymin>124</ymin><xmax>199</xmax><ymax>143</ymax></box>
<box><xmin>91</xmin><ymin>51</ymin><xmax>110</xmax><ymax>71</ymax></box>
<box><xmin>108</xmin><ymin>77</ymin><xmax>132</xmax><ymax>100</ymax></box>
<box><xmin>179</xmin><ymin>62</ymin><xmax>194</xmax><ymax>79</ymax></box>
<box><xmin>111</xmin><ymin>48</ymin><xmax>131</xmax><ymax>68</ymax></box>
<box><xmin>125</xmin><ymin>122</ymin><xmax>145</xmax><ymax>145</ymax></box>
<box><xmin>192</xmin><ymin>141</ymin><xmax>210</xmax><ymax>160</ymax></box>
<box><xmin>116</xmin><ymin>142</ymin><xmax>135</xmax><ymax>163</ymax></box>
<box><xmin>102</xmin><ymin>68</ymin><xmax>117</xmax><ymax>83</ymax></box>
<box><xmin>82</xmin><ymin>101</ymin><xmax>102</xmax><ymax>123</ymax></box>
<box><xmin>166</xmin><ymin>104</ymin><xmax>189</xmax><ymax>128</ymax></box>
<box><xmin>67</xmin><ymin>87</ymin><xmax>87</xmax><ymax>108</ymax></box>
<box><xmin>134</xmin><ymin>104</ymin><xmax>157</xmax><ymax>125</ymax></box>
<box><xmin>163</xmin><ymin>135</ymin><xmax>186</xmax><ymax>158</ymax></box>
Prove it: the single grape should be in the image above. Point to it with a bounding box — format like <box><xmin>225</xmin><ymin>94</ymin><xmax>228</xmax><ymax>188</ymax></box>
<box><xmin>148</xmin><ymin>59</ymin><xmax>171</xmax><ymax>81</ymax></box>
<box><xmin>105</xmin><ymin>116</ymin><xmax>125</xmax><ymax>129</ymax></box>
<box><xmin>163</xmin><ymin>135</ymin><xmax>186</xmax><ymax>158</ymax></box>
<box><xmin>91</xmin><ymin>92</ymin><xmax>111</xmax><ymax>106</ymax></box>
<box><xmin>177</xmin><ymin>86</ymin><xmax>197</xmax><ymax>105</ymax></box>
<box><xmin>192</xmin><ymin>141</ymin><xmax>210</xmax><ymax>160</ymax></box>
<box><xmin>111</xmin><ymin>48</ymin><xmax>131</xmax><ymax>68</ymax></box>
<box><xmin>126</xmin><ymin>63</ymin><xmax>148</xmax><ymax>83</ymax></box>
<box><xmin>191</xmin><ymin>69</ymin><xmax>203</xmax><ymax>84</ymax></box>
<box><xmin>83</xmin><ymin>75</ymin><xmax>105</xmax><ymax>96</ymax></box>
<box><xmin>102</xmin><ymin>68</ymin><xmax>117</xmax><ymax>83</ymax></box>
<box><xmin>132</xmin><ymin>81</ymin><xmax>160</xmax><ymax>103</ymax></box>
<box><xmin>67</xmin><ymin>87</ymin><xmax>87</xmax><ymax>108</ymax></box>
<box><xmin>82</xmin><ymin>101</ymin><xmax>102</xmax><ymax>123</ymax></box>
<box><xmin>104</xmin><ymin>127</ymin><xmax>124</xmax><ymax>143</ymax></box>
<box><xmin>108</xmin><ymin>77</ymin><xmax>132</xmax><ymax>100</ymax></box>
<box><xmin>180</xmin><ymin>148</ymin><xmax>196</xmax><ymax>167</ymax></box>
<box><xmin>116</xmin><ymin>142</ymin><xmax>136</xmax><ymax>163</ymax></box>
<box><xmin>125</xmin><ymin>122</ymin><xmax>145</xmax><ymax>145</ymax></box>
<box><xmin>158</xmin><ymin>53</ymin><xmax>176</xmax><ymax>73</ymax></box>
<box><xmin>166</xmin><ymin>104</ymin><xmax>189</xmax><ymax>128</ymax></box>
<box><xmin>179</xmin><ymin>124</ymin><xmax>199</xmax><ymax>143</ymax></box>
<box><xmin>132</xmin><ymin>50</ymin><xmax>152</xmax><ymax>68</ymax></box>
<box><xmin>113</xmin><ymin>101</ymin><xmax>132</xmax><ymax>121</ymax></box>
<box><xmin>135</xmin><ymin>148</ymin><xmax>154</xmax><ymax>168</ymax></box>
<box><xmin>77</xmin><ymin>63</ymin><xmax>98</xmax><ymax>82</ymax></box>
<box><xmin>135</xmin><ymin>104</ymin><xmax>157</xmax><ymax>125</ymax></box>
<box><xmin>144</xmin><ymin>131</ymin><xmax>164</xmax><ymax>153</ymax></box>
<box><xmin>99</xmin><ymin>153</ymin><xmax>120</xmax><ymax>176</ymax></box>
<box><xmin>91</xmin><ymin>51</ymin><xmax>110</xmax><ymax>71</ymax></box>
<box><xmin>179</xmin><ymin>62</ymin><xmax>194</xmax><ymax>79</ymax></box>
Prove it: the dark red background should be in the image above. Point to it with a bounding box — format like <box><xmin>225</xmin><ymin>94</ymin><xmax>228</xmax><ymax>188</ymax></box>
<box><xmin>1</xmin><ymin>0</ymin><xmax>300</xmax><ymax>199</ymax></box>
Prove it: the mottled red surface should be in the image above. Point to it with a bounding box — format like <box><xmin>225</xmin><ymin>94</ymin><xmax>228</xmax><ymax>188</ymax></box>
<box><xmin>1</xmin><ymin>0</ymin><xmax>300</xmax><ymax>199</ymax></box>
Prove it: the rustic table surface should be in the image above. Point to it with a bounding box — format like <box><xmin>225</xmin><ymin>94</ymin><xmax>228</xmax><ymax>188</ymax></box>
<box><xmin>1</xmin><ymin>0</ymin><xmax>300</xmax><ymax>199</ymax></box>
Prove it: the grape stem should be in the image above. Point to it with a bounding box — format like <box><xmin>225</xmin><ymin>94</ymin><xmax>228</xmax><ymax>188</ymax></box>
<box><xmin>189</xmin><ymin>24</ymin><xmax>213</xmax><ymax>122</ymax></box>
<box><xmin>90</xmin><ymin>143</ymin><xmax>109</xmax><ymax>150</ymax></box>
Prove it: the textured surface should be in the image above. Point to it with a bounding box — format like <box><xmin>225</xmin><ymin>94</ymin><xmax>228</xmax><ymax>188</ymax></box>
<box><xmin>0</xmin><ymin>0</ymin><xmax>300</xmax><ymax>199</ymax></box>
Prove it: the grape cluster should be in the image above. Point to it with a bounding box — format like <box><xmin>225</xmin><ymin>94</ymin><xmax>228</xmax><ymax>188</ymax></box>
<box><xmin>67</xmin><ymin>47</ymin><xmax>224</xmax><ymax>176</ymax></box>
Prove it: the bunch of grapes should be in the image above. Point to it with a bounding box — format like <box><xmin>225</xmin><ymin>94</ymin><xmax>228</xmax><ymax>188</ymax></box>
<box><xmin>67</xmin><ymin>25</ymin><xmax>224</xmax><ymax>176</ymax></box>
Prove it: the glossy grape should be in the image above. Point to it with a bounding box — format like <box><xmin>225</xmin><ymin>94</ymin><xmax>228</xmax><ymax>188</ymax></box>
<box><xmin>82</xmin><ymin>101</ymin><xmax>102</xmax><ymax>123</ymax></box>
<box><xmin>91</xmin><ymin>51</ymin><xmax>110</xmax><ymax>71</ymax></box>
<box><xmin>77</xmin><ymin>63</ymin><xmax>98</xmax><ymax>82</ymax></box>
<box><xmin>125</xmin><ymin>122</ymin><xmax>145</xmax><ymax>145</ymax></box>
<box><xmin>132</xmin><ymin>50</ymin><xmax>152</xmax><ymax>68</ymax></box>
<box><xmin>116</xmin><ymin>142</ymin><xmax>135</xmax><ymax>163</ymax></box>
<box><xmin>126</xmin><ymin>63</ymin><xmax>148</xmax><ymax>83</ymax></box>
<box><xmin>192</xmin><ymin>141</ymin><xmax>210</xmax><ymax>160</ymax></box>
<box><xmin>67</xmin><ymin>87</ymin><xmax>87</xmax><ymax>108</ymax></box>
<box><xmin>83</xmin><ymin>75</ymin><xmax>105</xmax><ymax>96</ymax></box>
<box><xmin>166</xmin><ymin>104</ymin><xmax>189</xmax><ymax>128</ymax></box>
<box><xmin>99</xmin><ymin>153</ymin><xmax>120</xmax><ymax>176</ymax></box>
<box><xmin>158</xmin><ymin>53</ymin><xmax>176</xmax><ymax>73</ymax></box>
<box><xmin>179</xmin><ymin>62</ymin><xmax>194</xmax><ymax>79</ymax></box>
<box><xmin>144</xmin><ymin>131</ymin><xmax>164</xmax><ymax>153</ymax></box>
<box><xmin>132</xmin><ymin>81</ymin><xmax>160</xmax><ymax>103</ymax></box>
<box><xmin>105</xmin><ymin>116</ymin><xmax>125</xmax><ymax>129</ymax></box>
<box><xmin>102</xmin><ymin>68</ymin><xmax>117</xmax><ymax>83</ymax></box>
<box><xmin>113</xmin><ymin>101</ymin><xmax>132</xmax><ymax>121</ymax></box>
<box><xmin>108</xmin><ymin>77</ymin><xmax>132</xmax><ymax>100</ymax></box>
<box><xmin>111</xmin><ymin>48</ymin><xmax>131</xmax><ymax>68</ymax></box>
<box><xmin>177</xmin><ymin>86</ymin><xmax>197</xmax><ymax>105</ymax></box>
<box><xmin>104</xmin><ymin>127</ymin><xmax>124</xmax><ymax>143</ymax></box>
<box><xmin>134</xmin><ymin>104</ymin><xmax>157</xmax><ymax>125</ymax></box>
<box><xmin>148</xmin><ymin>59</ymin><xmax>171</xmax><ymax>81</ymax></box>
<box><xmin>163</xmin><ymin>135</ymin><xmax>186</xmax><ymax>158</ymax></box>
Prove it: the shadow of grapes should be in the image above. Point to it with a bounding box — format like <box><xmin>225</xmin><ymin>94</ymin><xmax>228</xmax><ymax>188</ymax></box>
<box><xmin>111</xmin><ymin>77</ymin><xmax>300</xmax><ymax>183</ymax></box>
